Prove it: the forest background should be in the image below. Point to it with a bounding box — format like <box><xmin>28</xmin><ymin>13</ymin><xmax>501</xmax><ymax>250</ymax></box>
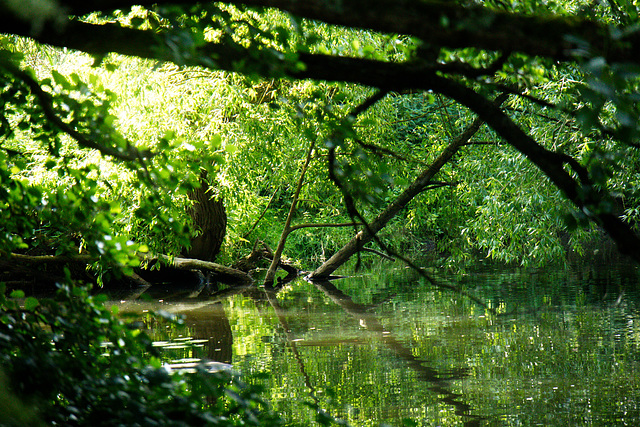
<box><xmin>2</xmin><ymin>0</ymin><xmax>640</xmax><ymax>425</ymax></box>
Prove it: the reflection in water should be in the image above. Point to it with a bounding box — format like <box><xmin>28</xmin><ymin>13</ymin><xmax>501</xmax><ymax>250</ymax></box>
<box><xmin>131</xmin><ymin>262</ymin><xmax>640</xmax><ymax>426</ymax></box>
<box><xmin>312</xmin><ymin>280</ymin><xmax>483</xmax><ymax>426</ymax></box>
<box><xmin>181</xmin><ymin>303</ymin><xmax>233</xmax><ymax>365</ymax></box>
<box><xmin>263</xmin><ymin>288</ymin><xmax>323</xmax><ymax>410</ymax></box>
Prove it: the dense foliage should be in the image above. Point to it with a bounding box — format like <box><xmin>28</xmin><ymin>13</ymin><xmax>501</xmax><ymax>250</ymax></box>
<box><xmin>2</xmin><ymin>0</ymin><xmax>640</xmax><ymax>424</ymax></box>
<box><xmin>2</xmin><ymin>1</ymin><xmax>640</xmax><ymax>274</ymax></box>
<box><xmin>0</xmin><ymin>283</ymin><xmax>287</xmax><ymax>426</ymax></box>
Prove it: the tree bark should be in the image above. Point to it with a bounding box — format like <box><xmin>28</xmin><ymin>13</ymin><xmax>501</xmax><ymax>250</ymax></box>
<box><xmin>151</xmin><ymin>254</ymin><xmax>252</xmax><ymax>285</ymax></box>
<box><xmin>185</xmin><ymin>171</ymin><xmax>227</xmax><ymax>262</ymax></box>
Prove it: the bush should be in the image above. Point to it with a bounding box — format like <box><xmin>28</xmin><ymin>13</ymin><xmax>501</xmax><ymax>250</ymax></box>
<box><xmin>0</xmin><ymin>281</ymin><xmax>284</xmax><ymax>426</ymax></box>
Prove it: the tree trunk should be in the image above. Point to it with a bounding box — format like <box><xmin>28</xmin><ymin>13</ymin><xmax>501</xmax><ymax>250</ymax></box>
<box><xmin>310</xmin><ymin>94</ymin><xmax>507</xmax><ymax>279</ymax></box>
<box><xmin>185</xmin><ymin>171</ymin><xmax>227</xmax><ymax>262</ymax></box>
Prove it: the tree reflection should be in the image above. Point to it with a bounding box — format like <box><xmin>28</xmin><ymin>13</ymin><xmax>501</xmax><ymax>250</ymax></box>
<box><xmin>311</xmin><ymin>280</ymin><xmax>484</xmax><ymax>427</ymax></box>
<box><xmin>181</xmin><ymin>303</ymin><xmax>233</xmax><ymax>365</ymax></box>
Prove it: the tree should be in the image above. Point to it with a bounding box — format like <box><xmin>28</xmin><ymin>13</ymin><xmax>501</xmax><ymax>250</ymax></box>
<box><xmin>185</xmin><ymin>170</ymin><xmax>227</xmax><ymax>262</ymax></box>
<box><xmin>1</xmin><ymin>0</ymin><xmax>640</xmax><ymax>283</ymax></box>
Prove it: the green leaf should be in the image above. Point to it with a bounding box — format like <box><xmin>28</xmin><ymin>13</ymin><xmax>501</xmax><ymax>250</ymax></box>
<box><xmin>10</xmin><ymin>290</ymin><xmax>25</xmax><ymax>299</ymax></box>
<box><xmin>51</xmin><ymin>69</ymin><xmax>70</xmax><ymax>89</ymax></box>
<box><xmin>24</xmin><ymin>296</ymin><xmax>39</xmax><ymax>311</ymax></box>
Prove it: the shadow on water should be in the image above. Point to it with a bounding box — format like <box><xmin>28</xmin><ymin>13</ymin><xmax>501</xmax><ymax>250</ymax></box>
<box><xmin>180</xmin><ymin>303</ymin><xmax>234</xmax><ymax>365</ymax></box>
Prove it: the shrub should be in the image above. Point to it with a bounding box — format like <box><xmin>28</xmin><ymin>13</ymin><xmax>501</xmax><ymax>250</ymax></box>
<box><xmin>0</xmin><ymin>281</ymin><xmax>284</xmax><ymax>426</ymax></box>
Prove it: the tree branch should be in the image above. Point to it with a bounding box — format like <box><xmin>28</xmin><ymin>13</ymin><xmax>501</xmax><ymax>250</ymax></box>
<box><xmin>1</xmin><ymin>61</ymin><xmax>146</xmax><ymax>161</ymax></box>
<box><xmin>54</xmin><ymin>0</ymin><xmax>640</xmax><ymax>65</ymax></box>
<box><xmin>149</xmin><ymin>254</ymin><xmax>253</xmax><ymax>284</ymax></box>
<box><xmin>287</xmin><ymin>222</ymin><xmax>363</xmax><ymax>234</ymax></box>
<box><xmin>360</xmin><ymin>247</ymin><xmax>395</xmax><ymax>261</ymax></box>
<box><xmin>312</xmin><ymin>93</ymin><xmax>505</xmax><ymax>279</ymax></box>
<box><xmin>7</xmin><ymin>253</ymin><xmax>94</xmax><ymax>264</ymax></box>
<box><xmin>353</xmin><ymin>139</ymin><xmax>419</xmax><ymax>164</ymax></box>
<box><xmin>263</xmin><ymin>137</ymin><xmax>317</xmax><ymax>287</ymax></box>
<box><xmin>5</xmin><ymin>1</ymin><xmax>639</xmax><ymax>264</ymax></box>
<box><xmin>241</xmin><ymin>185</ymin><xmax>281</xmax><ymax>239</ymax></box>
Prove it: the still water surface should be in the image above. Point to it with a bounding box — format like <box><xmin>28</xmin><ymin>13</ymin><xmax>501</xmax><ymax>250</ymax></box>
<box><xmin>123</xmin><ymin>262</ymin><xmax>640</xmax><ymax>426</ymax></box>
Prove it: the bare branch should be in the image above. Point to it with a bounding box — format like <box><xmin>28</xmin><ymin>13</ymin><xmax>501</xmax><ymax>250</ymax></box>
<box><xmin>242</xmin><ymin>185</ymin><xmax>281</xmax><ymax>239</ymax></box>
<box><xmin>149</xmin><ymin>254</ymin><xmax>253</xmax><ymax>284</ymax></box>
<box><xmin>287</xmin><ymin>222</ymin><xmax>363</xmax><ymax>234</ymax></box>
<box><xmin>353</xmin><ymin>139</ymin><xmax>419</xmax><ymax>164</ymax></box>
<box><xmin>359</xmin><ymin>247</ymin><xmax>395</xmax><ymax>261</ymax></box>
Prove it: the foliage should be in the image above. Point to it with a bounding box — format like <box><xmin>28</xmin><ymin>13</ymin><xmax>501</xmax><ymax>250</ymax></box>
<box><xmin>2</xmin><ymin>1</ymin><xmax>640</xmax><ymax>425</ymax></box>
<box><xmin>2</xmin><ymin>0</ymin><xmax>640</xmax><ymax>271</ymax></box>
<box><xmin>0</xmin><ymin>281</ymin><xmax>286</xmax><ymax>426</ymax></box>
<box><xmin>0</xmin><ymin>36</ymin><xmax>231</xmax><ymax>276</ymax></box>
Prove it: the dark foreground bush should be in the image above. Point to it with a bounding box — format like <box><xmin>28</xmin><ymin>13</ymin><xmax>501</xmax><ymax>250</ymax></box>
<box><xmin>0</xmin><ymin>282</ymin><xmax>284</xmax><ymax>426</ymax></box>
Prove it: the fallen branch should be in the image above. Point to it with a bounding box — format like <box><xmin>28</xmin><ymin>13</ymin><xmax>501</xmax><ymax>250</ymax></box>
<box><xmin>232</xmin><ymin>241</ymin><xmax>300</xmax><ymax>286</ymax></box>
<box><xmin>7</xmin><ymin>253</ymin><xmax>94</xmax><ymax>264</ymax></box>
<box><xmin>3</xmin><ymin>252</ymin><xmax>254</xmax><ymax>289</ymax></box>
<box><xmin>148</xmin><ymin>254</ymin><xmax>253</xmax><ymax>285</ymax></box>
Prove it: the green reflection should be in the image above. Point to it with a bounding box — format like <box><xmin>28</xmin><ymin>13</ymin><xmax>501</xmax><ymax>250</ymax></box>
<box><xmin>140</xmin><ymin>262</ymin><xmax>640</xmax><ymax>426</ymax></box>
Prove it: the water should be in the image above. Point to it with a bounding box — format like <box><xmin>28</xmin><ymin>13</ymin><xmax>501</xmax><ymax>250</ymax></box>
<box><xmin>122</xmin><ymin>261</ymin><xmax>640</xmax><ymax>426</ymax></box>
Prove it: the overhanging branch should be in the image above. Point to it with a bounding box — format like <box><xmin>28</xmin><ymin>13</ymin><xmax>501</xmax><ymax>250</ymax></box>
<box><xmin>1</xmin><ymin>61</ymin><xmax>146</xmax><ymax>161</ymax></box>
<box><xmin>52</xmin><ymin>0</ymin><xmax>640</xmax><ymax>65</ymax></box>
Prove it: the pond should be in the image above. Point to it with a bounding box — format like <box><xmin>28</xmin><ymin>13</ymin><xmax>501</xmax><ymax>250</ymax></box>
<box><xmin>119</xmin><ymin>260</ymin><xmax>640</xmax><ymax>426</ymax></box>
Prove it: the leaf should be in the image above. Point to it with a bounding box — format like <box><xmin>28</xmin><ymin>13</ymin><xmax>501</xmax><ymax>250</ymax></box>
<box><xmin>10</xmin><ymin>290</ymin><xmax>25</xmax><ymax>299</ymax></box>
<box><xmin>51</xmin><ymin>70</ymin><xmax>70</xmax><ymax>90</ymax></box>
<box><xmin>24</xmin><ymin>296</ymin><xmax>39</xmax><ymax>311</ymax></box>
<box><xmin>94</xmin><ymin>293</ymin><xmax>108</xmax><ymax>304</ymax></box>
<box><xmin>130</xmin><ymin>17</ymin><xmax>145</xmax><ymax>28</ymax></box>
<box><xmin>103</xmin><ymin>114</ymin><xmax>117</xmax><ymax>127</ymax></box>
<box><xmin>104</xmin><ymin>62</ymin><xmax>118</xmax><ymax>72</ymax></box>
